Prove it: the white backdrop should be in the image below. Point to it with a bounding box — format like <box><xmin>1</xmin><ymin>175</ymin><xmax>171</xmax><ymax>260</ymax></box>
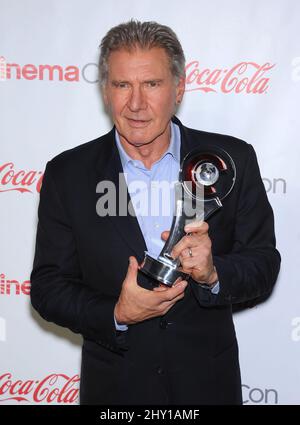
<box><xmin>0</xmin><ymin>0</ymin><xmax>299</xmax><ymax>405</ymax></box>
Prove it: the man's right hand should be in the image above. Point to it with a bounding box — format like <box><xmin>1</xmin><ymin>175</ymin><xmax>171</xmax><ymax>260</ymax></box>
<box><xmin>114</xmin><ymin>256</ymin><xmax>188</xmax><ymax>325</ymax></box>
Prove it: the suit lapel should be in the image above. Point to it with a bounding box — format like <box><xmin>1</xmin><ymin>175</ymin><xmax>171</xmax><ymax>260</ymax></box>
<box><xmin>95</xmin><ymin>128</ymin><xmax>147</xmax><ymax>260</ymax></box>
<box><xmin>172</xmin><ymin>115</ymin><xmax>195</xmax><ymax>161</ymax></box>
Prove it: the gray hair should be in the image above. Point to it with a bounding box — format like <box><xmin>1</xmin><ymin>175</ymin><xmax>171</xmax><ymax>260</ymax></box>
<box><xmin>99</xmin><ymin>20</ymin><xmax>185</xmax><ymax>86</ymax></box>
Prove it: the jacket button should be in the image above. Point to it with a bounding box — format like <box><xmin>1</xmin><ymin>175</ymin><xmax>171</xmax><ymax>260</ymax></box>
<box><xmin>159</xmin><ymin>319</ymin><xmax>168</xmax><ymax>329</ymax></box>
<box><xmin>157</xmin><ymin>367</ymin><xmax>164</xmax><ymax>375</ymax></box>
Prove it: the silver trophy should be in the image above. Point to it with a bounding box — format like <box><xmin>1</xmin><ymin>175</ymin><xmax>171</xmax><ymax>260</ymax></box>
<box><xmin>140</xmin><ymin>145</ymin><xmax>236</xmax><ymax>287</ymax></box>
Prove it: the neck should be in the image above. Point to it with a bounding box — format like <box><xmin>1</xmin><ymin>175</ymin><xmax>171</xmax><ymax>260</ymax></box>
<box><xmin>119</xmin><ymin>124</ymin><xmax>171</xmax><ymax>170</ymax></box>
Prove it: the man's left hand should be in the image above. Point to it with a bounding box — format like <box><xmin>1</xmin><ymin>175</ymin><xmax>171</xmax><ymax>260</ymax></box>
<box><xmin>161</xmin><ymin>221</ymin><xmax>218</xmax><ymax>286</ymax></box>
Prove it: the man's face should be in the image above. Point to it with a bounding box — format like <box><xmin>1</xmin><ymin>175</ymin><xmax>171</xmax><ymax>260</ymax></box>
<box><xmin>103</xmin><ymin>47</ymin><xmax>185</xmax><ymax>147</ymax></box>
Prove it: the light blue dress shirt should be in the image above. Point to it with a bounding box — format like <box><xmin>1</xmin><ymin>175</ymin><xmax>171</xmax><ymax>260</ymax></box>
<box><xmin>114</xmin><ymin>122</ymin><xmax>219</xmax><ymax>331</ymax></box>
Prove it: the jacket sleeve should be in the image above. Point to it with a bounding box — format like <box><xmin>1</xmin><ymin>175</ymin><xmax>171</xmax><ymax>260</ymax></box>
<box><xmin>190</xmin><ymin>144</ymin><xmax>281</xmax><ymax>307</ymax></box>
<box><xmin>30</xmin><ymin>161</ymin><xmax>128</xmax><ymax>354</ymax></box>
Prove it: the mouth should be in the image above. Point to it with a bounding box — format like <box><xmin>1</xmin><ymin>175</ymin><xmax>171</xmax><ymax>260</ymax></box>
<box><xmin>126</xmin><ymin>118</ymin><xmax>152</xmax><ymax>128</ymax></box>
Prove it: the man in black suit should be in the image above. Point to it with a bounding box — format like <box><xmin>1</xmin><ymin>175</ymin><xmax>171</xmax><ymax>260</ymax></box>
<box><xmin>30</xmin><ymin>20</ymin><xmax>280</xmax><ymax>405</ymax></box>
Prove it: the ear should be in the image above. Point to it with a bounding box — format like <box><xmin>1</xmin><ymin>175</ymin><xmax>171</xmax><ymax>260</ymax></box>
<box><xmin>175</xmin><ymin>75</ymin><xmax>186</xmax><ymax>104</ymax></box>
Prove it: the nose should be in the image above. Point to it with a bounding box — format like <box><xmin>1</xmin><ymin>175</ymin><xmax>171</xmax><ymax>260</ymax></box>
<box><xmin>127</xmin><ymin>85</ymin><xmax>147</xmax><ymax>112</ymax></box>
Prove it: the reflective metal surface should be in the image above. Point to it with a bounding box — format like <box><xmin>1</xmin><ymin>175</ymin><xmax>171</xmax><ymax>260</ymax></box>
<box><xmin>140</xmin><ymin>145</ymin><xmax>236</xmax><ymax>287</ymax></box>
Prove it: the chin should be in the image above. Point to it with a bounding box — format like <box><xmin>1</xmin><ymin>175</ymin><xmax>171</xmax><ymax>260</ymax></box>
<box><xmin>131</xmin><ymin>143</ymin><xmax>146</xmax><ymax>147</ymax></box>
<box><xmin>123</xmin><ymin>131</ymin><xmax>153</xmax><ymax>146</ymax></box>
<box><xmin>128</xmin><ymin>139</ymin><xmax>152</xmax><ymax>147</ymax></box>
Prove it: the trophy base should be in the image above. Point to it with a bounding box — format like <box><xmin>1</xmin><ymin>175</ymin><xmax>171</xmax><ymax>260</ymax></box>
<box><xmin>140</xmin><ymin>253</ymin><xmax>189</xmax><ymax>287</ymax></box>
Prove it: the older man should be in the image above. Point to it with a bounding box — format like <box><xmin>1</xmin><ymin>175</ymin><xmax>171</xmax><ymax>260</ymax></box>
<box><xmin>30</xmin><ymin>20</ymin><xmax>280</xmax><ymax>405</ymax></box>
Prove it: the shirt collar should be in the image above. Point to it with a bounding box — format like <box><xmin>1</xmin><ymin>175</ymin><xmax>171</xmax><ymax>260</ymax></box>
<box><xmin>115</xmin><ymin>121</ymin><xmax>181</xmax><ymax>169</ymax></box>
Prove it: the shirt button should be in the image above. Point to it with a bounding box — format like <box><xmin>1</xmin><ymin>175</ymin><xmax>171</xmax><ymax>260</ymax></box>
<box><xmin>154</xmin><ymin>223</ymin><xmax>160</xmax><ymax>229</ymax></box>
<box><xmin>157</xmin><ymin>367</ymin><xmax>164</xmax><ymax>375</ymax></box>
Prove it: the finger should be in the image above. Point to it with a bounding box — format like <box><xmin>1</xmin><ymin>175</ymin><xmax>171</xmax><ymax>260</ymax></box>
<box><xmin>171</xmin><ymin>234</ymin><xmax>199</xmax><ymax>259</ymax></box>
<box><xmin>180</xmin><ymin>248</ymin><xmax>195</xmax><ymax>259</ymax></box>
<box><xmin>180</xmin><ymin>256</ymin><xmax>197</xmax><ymax>271</ymax></box>
<box><xmin>173</xmin><ymin>231</ymin><xmax>212</xmax><ymax>260</ymax></box>
<box><xmin>179</xmin><ymin>244</ymin><xmax>200</xmax><ymax>261</ymax></box>
<box><xmin>138</xmin><ymin>258</ymin><xmax>146</xmax><ymax>270</ymax></box>
<box><xmin>184</xmin><ymin>220</ymin><xmax>209</xmax><ymax>235</ymax></box>
<box><xmin>125</xmin><ymin>256</ymin><xmax>139</xmax><ymax>284</ymax></box>
<box><xmin>161</xmin><ymin>230</ymin><xmax>170</xmax><ymax>241</ymax></box>
<box><xmin>153</xmin><ymin>285</ymin><xmax>168</xmax><ymax>292</ymax></box>
<box><xmin>159</xmin><ymin>280</ymin><xmax>188</xmax><ymax>301</ymax></box>
<box><xmin>169</xmin><ymin>291</ymin><xmax>186</xmax><ymax>305</ymax></box>
<box><xmin>161</xmin><ymin>292</ymin><xmax>186</xmax><ymax>314</ymax></box>
<box><xmin>173</xmin><ymin>277</ymin><xmax>183</xmax><ymax>286</ymax></box>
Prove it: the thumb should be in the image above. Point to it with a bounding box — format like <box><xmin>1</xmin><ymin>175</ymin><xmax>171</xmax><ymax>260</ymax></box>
<box><xmin>153</xmin><ymin>285</ymin><xmax>168</xmax><ymax>292</ymax></box>
<box><xmin>161</xmin><ymin>230</ymin><xmax>170</xmax><ymax>241</ymax></box>
<box><xmin>125</xmin><ymin>256</ymin><xmax>139</xmax><ymax>283</ymax></box>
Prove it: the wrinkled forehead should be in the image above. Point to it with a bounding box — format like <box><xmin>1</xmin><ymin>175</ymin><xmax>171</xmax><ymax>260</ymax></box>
<box><xmin>106</xmin><ymin>46</ymin><xmax>173</xmax><ymax>78</ymax></box>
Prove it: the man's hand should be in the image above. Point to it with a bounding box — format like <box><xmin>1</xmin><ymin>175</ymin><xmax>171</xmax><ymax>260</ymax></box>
<box><xmin>161</xmin><ymin>221</ymin><xmax>218</xmax><ymax>286</ymax></box>
<box><xmin>114</xmin><ymin>256</ymin><xmax>188</xmax><ymax>325</ymax></box>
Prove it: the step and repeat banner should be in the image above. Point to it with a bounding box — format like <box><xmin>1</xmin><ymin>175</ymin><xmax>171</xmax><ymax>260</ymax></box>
<box><xmin>0</xmin><ymin>0</ymin><xmax>299</xmax><ymax>405</ymax></box>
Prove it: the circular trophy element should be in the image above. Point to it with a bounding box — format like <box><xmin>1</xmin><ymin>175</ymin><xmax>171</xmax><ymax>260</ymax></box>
<box><xmin>194</xmin><ymin>162</ymin><xmax>219</xmax><ymax>186</ymax></box>
<box><xmin>180</xmin><ymin>145</ymin><xmax>236</xmax><ymax>202</ymax></box>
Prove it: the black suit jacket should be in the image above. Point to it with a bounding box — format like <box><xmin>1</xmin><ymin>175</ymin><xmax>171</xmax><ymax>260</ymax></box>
<box><xmin>30</xmin><ymin>116</ymin><xmax>280</xmax><ymax>405</ymax></box>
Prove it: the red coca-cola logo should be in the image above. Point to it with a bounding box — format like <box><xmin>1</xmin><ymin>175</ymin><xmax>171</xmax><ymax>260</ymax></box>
<box><xmin>0</xmin><ymin>373</ymin><xmax>79</xmax><ymax>404</ymax></box>
<box><xmin>185</xmin><ymin>61</ymin><xmax>275</xmax><ymax>94</ymax></box>
<box><xmin>1</xmin><ymin>55</ymin><xmax>275</xmax><ymax>93</ymax></box>
<box><xmin>0</xmin><ymin>162</ymin><xmax>43</xmax><ymax>194</ymax></box>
